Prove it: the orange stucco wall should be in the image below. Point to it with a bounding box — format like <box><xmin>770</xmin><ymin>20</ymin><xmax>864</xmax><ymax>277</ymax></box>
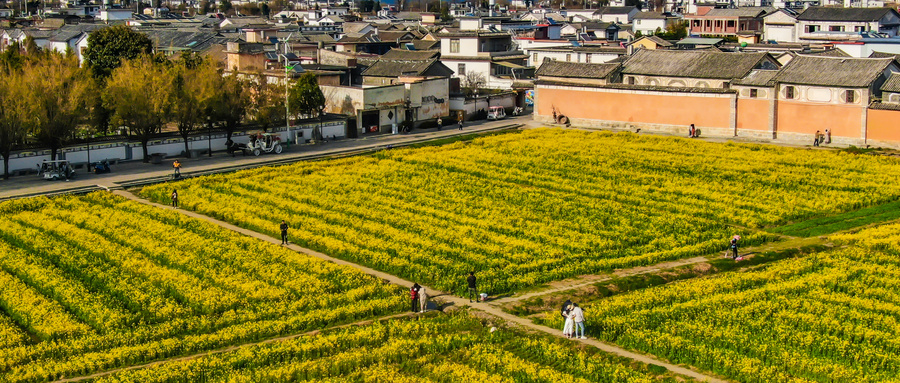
<box><xmin>736</xmin><ymin>98</ymin><xmax>769</xmax><ymax>132</ymax></box>
<box><xmin>776</xmin><ymin>101</ymin><xmax>864</xmax><ymax>138</ymax></box>
<box><xmin>867</xmin><ymin>108</ymin><xmax>900</xmax><ymax>141</ymax></box>
<box><xmin>537</xmin><ymin>87</ymin><xmax>733</xmax><ymax>128</ymax></box>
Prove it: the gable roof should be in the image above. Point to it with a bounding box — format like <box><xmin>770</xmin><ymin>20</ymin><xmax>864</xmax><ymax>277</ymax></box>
<box><xmin>592</xmin><ymin>6</ymin><xmax>637</xmax><ymax>15</ymax></box>
<box><xmin>535</xmin><ymin>59</ymin><xmax>620</xmax><ymax>79</ymax></box>
<box><xmin>361</xmin><ymin>58</ymin><xmax>452</xmax><ymax>77</ymax></box>
<box><xmin>702</xmin><ymin>7</ymin><xmax>774</xmax><ymax>18</ymax></box>
<box><xmin>633</xmin><ymin>12</ymin><xmax>669</xmax><ymax>20</ymax></box>
<box><xmin>343</xmin><ymin>22</ymin><xmax>374</xmax><ymax>34</ymax></box>
<box><xmin>733</xmin><ymin>69</ymin><xmax>778</xmax><ymax>86</ymax></box>
<box><xmin>381</xmin><ymin>48</ymin><xmax>439</xmax><ymax>59</ymax></box>
<box><xmin>796</xmin><ymin>7</ymin><xmax>899</xmax><ymax>22</ymax></box>
<box><xmin>803</xmin><ymin>48</ymin><xmax>851</xmax><ymax>58</ymax></box>
<box><xmin>772</xmin><ymin>56</ymin><xmax>893</xmax><ymax>87</ymax></box>
<box><xmin>881</xmin><ymin>73</ymin><xmax>900</xmax><ymax>92</ymax></box>
<box><xmin>622</xmin><ymin>49</ymin><xmax>774</xmax><ymax>79</ymax></box>
<box><xmin>629</xmin><ymin>35</ymin><xmax>674</xmax><ymax>47</ymax></box>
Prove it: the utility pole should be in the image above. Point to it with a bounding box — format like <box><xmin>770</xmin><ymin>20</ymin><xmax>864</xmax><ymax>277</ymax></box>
<box><xmin>280</xmin><ymin>33</ymin><xmax>293</xmax><ymax>143</ymax></box>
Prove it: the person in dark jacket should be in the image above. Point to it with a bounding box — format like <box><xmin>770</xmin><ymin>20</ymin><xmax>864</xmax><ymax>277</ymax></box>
<box><xmin>467</xmin><ymin>272</ymin><xmax>477</xmax><ymax>302</ymax></box>
<box><xmin>171</xmin><ymin>189</ymin><xmax>178</xmax><ymax>208</ymax></box>
<box><xmin>410</xmin><ymin>283</ymin><xmax>420</xmax><ymax>312</ymax></box>
<box><xmin>730</xmin><ymin>236</ymin><xmax>739</xmax><ymax>259</ymax></box>
<box><xmin>280</xmin><ymin>220</ymin><xmax>289</xmax><ymax>245</ymax></box>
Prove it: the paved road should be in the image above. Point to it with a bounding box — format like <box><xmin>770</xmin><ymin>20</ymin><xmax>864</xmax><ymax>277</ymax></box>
<box><xmin>0</xmin><ymin>116</ymin><xmax>532</xmax><ymax>200</ymax></box>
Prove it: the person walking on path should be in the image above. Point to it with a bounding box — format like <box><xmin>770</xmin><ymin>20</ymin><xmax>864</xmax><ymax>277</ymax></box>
<box><xmin>173</xmin><ymin>159</ymin><xmax>182</xmax><ymax>178</ymax></box>
<box><xmin>437</xmin><ymin>117</ymin><xmax>442</xmax><ymax>131</ymax></box>
<box><xmin>419</xmin><ymin>285</ymin><xmax>428</xmax><ymax>313</ymax></box>
<box><xmin>280</xmin><ymin>220</ymin><xmax>289</xmax><ymax>245</ymax></box>
<box><xmin>467</xmin><ymin>272</ymin><xmax>477</xmax><ymax>302</ymax></box>
<box><xmin>571</xmin><ymin>303</ymin><xmax>586</xmax><ymax>339</ymax></box>
<box><xmin>730</xmin><ymin>235</ymin><xmax>740</xmax><ymax>260</ymax></box>
<box><xmin>171</xmin><ymin>189</ymin><xmax>178</xmax><ymax>208</ymax></box>
<box><xmin>410</xmin><ymin>284</ymin><xmax>420</xmax><ymax>313</ymax></box>
<box><xmin>458</xmin><ymin>119</ymin><xmax>463</xmax><ymax>131</ymax></box>
<box><xmin>562</xmin><ymin>305</ymin><xmax>575</xmax><ymax>339</ymax></box>
<box><xmin>689</xmin><ymin>124</ymin><xmax>695</xmax><ymax>138</ymax></box>
<box><xmin>825</xmin><ymin>129</ymin><xmax>831</xmax><ymax>144</ymax></box>
<box><xmin>814</xmin><ymin>130</ymin><xmax>821</xmax><ymax>147</ymax></box>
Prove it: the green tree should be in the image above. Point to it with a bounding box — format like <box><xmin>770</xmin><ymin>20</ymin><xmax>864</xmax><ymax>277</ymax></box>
<box><xmin>171</xmin><ymin>57</ymin><xmax>219</xmax><ymax>157</ymax></box>
<box><xmin>289</xmin><ymin>72</ymin><xmax>327</xmax><ymax>141</ymax></box>
<box><xmin>0</xmin><ymin>68</ymin><xmax>29</xmax><ymax>179</ymax></box>
<box><xmin>23</xmin><ymin>53</ymin><xmax>95</xmax><ymax>161</ymax></box>
<box><xmin>211</xmin><ymin>74</ymin><xmax>251</xmax><ymax>141</ymax></box>
<box><xmin>84</xmin><ymin>25</ymin><xmax>153</xmax><ymax>78</ymax></box>
<box><xmin>250</xmin><ymin>71</ymin><xmax>285</xmax><ymax>131</ymax></box>
<box><xmin>104</xmin><ymin>56</ymin><xmax>175</xmax><ymax>162</ymax></box>
<box><xmin>625</xmin><ymin>0</ymin><xmax>642</xmax><ymax>9</ymax></box>
<box><xmin>219</xmin><ymin>0</ymin><xmax>233</xmax><ymax>13</ymax></box>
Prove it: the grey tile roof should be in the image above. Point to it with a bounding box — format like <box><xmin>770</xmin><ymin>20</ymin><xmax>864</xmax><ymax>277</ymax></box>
<box><xmin>797</xmin><ymin>7</ymin><xmax>898</xmax><ymax>22</ymax></box>
<box><xmin>733</xmin><ymin>69</ymin><xmax>778</xmax><ymax>86</ymax></box>
<box><xmin>622</xmin><ymin>49</ymin><xmax>772</xmax><ymax>79</ymax></box>
<box><xmin>381</xmin><ymin>48</ymin><xmax>439</xmax><ymax>59</ymax></box>
<box><xmin>702</xmin><ymin>7</ymin><xmax>774</xmax><ymax>18</ymax></box>
<box><xmin>772</xmin><ymin>56</ymin><xmax>894</xmax><ymax>87</ymax></box>
<box><xmin>633</xmin><ymin>12</ymin><xmax>668</xmax><ymax>20</ymax></box>
<box><xmin>592</xmin><ymin>6</ymin><xmax>637</xmax><ymax>14</ymax></box>
<box><xmin>880</xmin><ymin>72</ymin><xmax>900</xmax><ymax>92</ymax></box>
<box><xmin>869</xmin><ymin>51</ymin><xmax>900</xmax><ymax>60</ymax></box>
<box><xmin>870</xmin><ymin>101</ymin><xmax>900</xmax><ymax>110</ymax></box>
<box><xmin>361</xmin><ymin>58</ymin><xmax>448</xmax><ymax>77</ymax></box>
<box><xmin>803</xmin><ymin>48</ymin><xmax>851</xmax><ymax>58</ymax></box>
<box><xmin>535</xmin><ymin>59</ymin><xmax>620</xmax><ymax>78</ymax></box>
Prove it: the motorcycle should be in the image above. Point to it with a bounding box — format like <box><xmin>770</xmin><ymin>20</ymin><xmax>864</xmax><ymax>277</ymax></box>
<box><xmin>92</xmin><ymin>159</ymin><xmax>111</xmax><ymax>174</ymax></box>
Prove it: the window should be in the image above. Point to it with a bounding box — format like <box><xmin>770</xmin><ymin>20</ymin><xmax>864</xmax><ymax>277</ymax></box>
<box><xmin>450</xmin><ymin>39</ymin><xmax>460</xmax><ymax>53</ymax></box>
<box><xmin>533</xmin><ymin>52</ymin><xmax>538</xmax><ymax>63</ymax></box>
<box><xmin>785</xmin><ymin>86</ymin><xmax>796</xmax><ymax>99</ymax></box>
<box><xmin>855</xmin><ymin>26</ymin><xmax>865</xmax><ymax>32</ymax></box>
<box><xmin>705</xmin><ymin>20</ymin><xmax>711</xmax><ymax>28</ymax></box>
<box><xmin>715</xmin><ymin>20</ymin><xmax>723</xmax><ymax>29</ymax></box>
<box><xmin>628</xmin><ymin>77</ymin><xmax>636</xmax><ymax>85</ymax></box>
<box><xmin>585</xmin><ymin>53</ymin><xmax>591</xmax><ymax>63</ymax></box>
<box><xmin>750</xmin><ymin>89</ymin><xmax>758</xmax><ymax>98</ymax></box>
<box><xmin>845</xmin><ymin>90</ymin><xmax>856</xmax><ymax>103</ymax></box>
<box><xmin>457</xmin><ymin>63</ymin><xmax>466</xmax><ymax>76</ymax></box>
<box><xmin>829</xmin><ymin>25</ymin><xmax>844</xmax><ymax>32</ymax></box>
<box><xmin>806</xmin><ymin>25</ymin><xmax>820</xmax><ymax>33</ymax></box>
<box><xmin>693</xmin><ymin>20</ymin><xmax>701</xmax><ymax>27</ymax></box>
<box><xmin>565</xmin><ymin>53</ymin><xmax>571</xmax><ymax>62</ymax></box>
<box><xmin>726</xmin><ymin>20</ymin><xmax>735</xmax><ymax>28</ymax></box>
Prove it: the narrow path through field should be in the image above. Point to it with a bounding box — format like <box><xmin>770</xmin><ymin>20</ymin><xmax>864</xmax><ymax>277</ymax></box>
<box><xmin>109</xmin><ymin>189</ymin><xmax>729</xmax><ymax>383</ymax></box>
<box><xmin>51</xmin><ymin>312</ymin><xmax>416</xmax><ymax>383</ymax></box>
<box><xmin>491</xmin><ymin>233</ymin><xmax>825</xmax><ymax>304</ymax></box>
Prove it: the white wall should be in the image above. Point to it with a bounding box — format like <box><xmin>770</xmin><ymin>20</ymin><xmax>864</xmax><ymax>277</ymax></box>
<box><xmin>634</xmin><ymin>18</ymin><xmax>667</xmax><ymax>34</ymax></box>
<box><xmin>765</xmin><ymin>24</ymin><xmax>796</xmax><ymax>42</ymax></box>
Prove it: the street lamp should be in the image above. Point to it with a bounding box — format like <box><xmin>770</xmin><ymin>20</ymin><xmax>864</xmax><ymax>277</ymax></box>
<box><xmin>207</xmin><ymin>115</ymin><xmax>212</xmax><ymax>157</ymax></box>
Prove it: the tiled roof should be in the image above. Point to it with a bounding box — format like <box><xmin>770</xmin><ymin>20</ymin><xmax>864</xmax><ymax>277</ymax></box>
<box><xmin>881</xmin><ymin>72</ymin><xmax>900</xmax><ymax>92</ymax></box>
<box><xmin>630</xmin><ymin>35</ymin><xmax>674</xmax><ymax>47</ymax></box>
<box><xmin>535</xmin><ymin>59</ymin><xmax>620</xmax><ymax>79</ymax></box>
<box><xmin>633</xmin><ymin>12</ymin><xmax>668</xmax><ymax>20</ymax></box>
<box><xmin>381</xmin><ymin>48</ymin><xmax>439</xmax><ymax>59</ymax></box>
<box><xmin>796</xmin><ymin>7</ymin><xmax>898</xmax><ymax>22</ymax></box>
<box><xmin>361</xmin><ymin>58</ymin><xmax>449</xmax><ymax>77</ymax></box>
<box><xmin>772</xmin><ymin>56</ymin><xmax>893</xmax><ymax>87</ymax></box>
<box><xmin>702</xmin><ymin>7</ymin><xmax>774</xmax><ymax>18</ymax></box>
<box><xmin>733</xmin><ymin>69</ymin><xmax>778</xmax><ymax>86</ymax></box>
<box><xmin>803</xmin><ymin>48</ymin><xmax>851</xmax><ymax>58</ymax></box>
<box><xmin>622</xmin><ymin>49</ymin><xmax>772</xmax><ymax>79</ymax></box>
<box><xmin>592</xmin><ymin>6</ymin><xmax>637</xmax><ymax>14</ymax></box>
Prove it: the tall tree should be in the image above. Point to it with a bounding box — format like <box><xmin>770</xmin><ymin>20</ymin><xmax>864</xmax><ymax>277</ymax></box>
<box><xmin>171</xmin><ymin>55</ymin><xmax>219</xmax><ymax>157</ymax></box>
<box><xmin>0</xmin><ymin>68</ymin><xmax>28</xmax><ymax>179</ymax></box>
<box><xmin>84</xmin><ymin>25</ymin><xmax>153</xmax><ymax>78</ymax></box>
<box><xmin>289</xmin><ymin>73</ymin><xmax>327</xmax><ymax>141</ymax></box>
<box><xmin>104</xmin><ymin>56</ymin><xmax>174</xmax><ymax>162</ymax></box>
<box><xmin>249</xmin><ymin>71</ymin><xmax>285</xmax><ymax>131</ymax></box>
<box><xmin>211</xmin><ymin>73</ymin><xmax>250</xmax><ymax>141</ymax></box>
<box><xmin>23</xmin><ymin>53</ymin><xmax>95</xmax><ymax>161</ymax></box>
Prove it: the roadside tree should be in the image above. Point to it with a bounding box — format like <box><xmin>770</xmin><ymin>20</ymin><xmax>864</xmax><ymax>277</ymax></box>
<box><xmin>104</xmin><ymin>56</ymin><xmax>175</xmax><ymax>162</ymax></box>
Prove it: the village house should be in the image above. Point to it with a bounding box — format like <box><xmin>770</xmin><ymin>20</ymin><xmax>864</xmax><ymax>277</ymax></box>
<box><xmin>620</xmin><ymin>49</ymin><xmax>779</xmax><ymax>88</ymax></box>
<box><xmin>686</xmin><ymin>7</ymin><xmax>772</xmax><ymax>37</ymax></box>
<box><xmin>439</xmin><ymin>18</ymin><xmax>529</xmax><ymax>89</ymax></box>
<box><xmin>763</xmin><ymin>8</ymin><xmax>799</xmax><ymax>43</ymax></box>
<box><xmin>535</xmin><ymin>59</ymin><xmax>622</xmax><ymax>86</ymax></box>
<box><xmin>632</xmin><ymin>12</ymin><xmax>680</xmax><ymax>35</ymax></box>
<box><xmin>593</xmin><ymin>6</ymin><xmax>640</xmax><ymax>24</ymax></box>
<box><xmin>796</xmin><ymin>7</ymin><xmax>900</xmax><ymax>42</ymax></box>
<box><xmin>528</xmin><ymin>46</ymin><xmax>625</xmax><ymax>67</ymax></box>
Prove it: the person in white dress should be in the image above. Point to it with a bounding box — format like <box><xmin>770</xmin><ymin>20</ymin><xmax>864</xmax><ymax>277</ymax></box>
<box><xmin>419</xmin><ymin>286</ymin><xmax>428</xmax><ymax>313</ymax></box>
<box><xmin>562</xmin><ymin>305</ymin><xmax>575</xmax><ymax>339</ymax></box>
